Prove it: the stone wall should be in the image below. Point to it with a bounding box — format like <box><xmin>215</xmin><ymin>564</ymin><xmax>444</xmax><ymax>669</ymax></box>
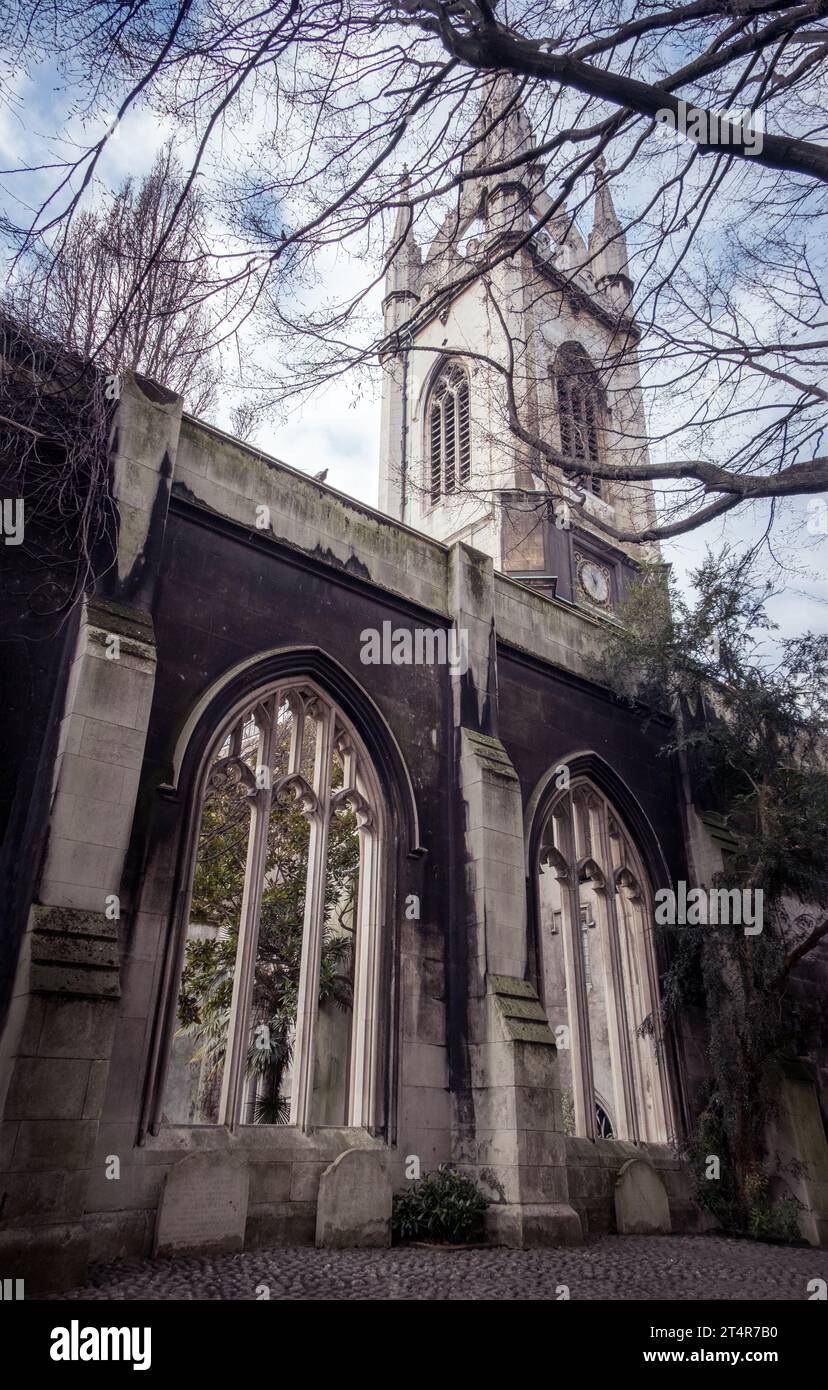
<box><xmin>565</xmin><ymin>1137</ymin><xmax>700</xmax><ymax>1236</ymax></box>
<box><xmin>3</xmin><ymin>374</ymin><xmax>826</xmax><ymax>1291</ymax></box>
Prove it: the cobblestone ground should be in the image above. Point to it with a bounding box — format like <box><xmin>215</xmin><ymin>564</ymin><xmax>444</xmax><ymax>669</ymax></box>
<box><xmin>52</xmin><ymin>1235</ymin><xmax>826</xmax><ymax>1301</ymax></box>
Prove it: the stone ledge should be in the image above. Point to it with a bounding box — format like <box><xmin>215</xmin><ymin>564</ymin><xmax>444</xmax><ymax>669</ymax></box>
<box><xmin>86</xmin><ymin>596</ymin><xmax>156</xmax><ymax>647</ymax></box>
<box><xmin>461</xmin><ymin>729</ymin><xmax>521</xmax><ymax>781</ymax></box>
<box><xmin>486</xmin><ymin>1201</ymin><xmax>582</xmax><ymax>1248</ymax></box>
<box><xmin>488</xmin><ymin>974</ymin><xmax>557</xmax><ymax>1046</ymax></box>
<box><xmin>32</xmin><ymin>935</ymin><xmax>119</xmax><ymax>969</ymax></box>
<box><xmin>32</xmin><ymin>906</ymin><xmax>119</xmax><ymax>941</ymax></box>
<box><xmin>29</xmin><ymin>964</ymin><xmax>120</xmax><ymax>998</ymax></box>
<box><xmin>29</xmin><ymin>907</ymin><xmax>121</xmax><ymax>998</ymax></box>
<box><xmin>487</xmin><ymin>974</ymin><xmax>535</xmax><ymax>999</ymax></box>
<box><xmin>502</xmin><ymin>1019</ymin><xmax>557</xmax><ymax>1045</ymax></box>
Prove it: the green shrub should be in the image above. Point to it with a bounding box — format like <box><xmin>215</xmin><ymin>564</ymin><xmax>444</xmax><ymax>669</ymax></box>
<box><xmin>747</xmin><ymin>1195</ymin><xmax>802</xmax><ymax>1243</ymax></box>
<box><xmin>686</xmin><ymin>1122</ymin><xmax>803</xmax><ymax>1243</ymax></box>
<box><xmin>392</xmin><ymin>1165</ymin><xmax>488</xmax><ymax>1245</ymax></box>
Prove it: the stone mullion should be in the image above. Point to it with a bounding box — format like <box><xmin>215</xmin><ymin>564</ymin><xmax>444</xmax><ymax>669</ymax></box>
<box><xmin>559</xmin><ymin>809</ymin><xmax>596</xmax><ymax>1141</ymax></box>
<box><xmin>595</xmin><ymin>805</ymin><xmax>639</xmax><ymax>1141</ymax></box>
<box><xmin>630</xmin><ymin>886</ymin><xmax>672</xmax><ymax>1141</ymax></box>
<box><xmin>287</xmin><ymin>691</ymin><xmax>305</xmax><ymax>775</ymax></box>
<box><xmin>290</xmin><ymin>706</ymin><xmax>335</xmax><ymax>1130</ymax></box>
<box><xmin>348</xmin><ymin>820</ymin><xmax>382</xmax><ymax>1128</ymax></box>
<box><xmin>441</xmin><ymin>395</ymin><xmax>449</xmax><ymax>495</ymax></box>
<box><xmin>145</xmin><ymin>769</ymin><xmax>212</xmax><ymax>1137</ymax></box>
<box><xmin>564</xmin><ymin>877</ymin><xmax>597</xmax><ymax>1141</ymax></box>
<box><xmin>616</xmin><ymin>888</ymin><xmax>651</xmax><ymax>1138</ymax></box>
<box><xmin>218</xmin><ymin>708</ymin><xmax>276</xmax><ymax>1128</ymax></box>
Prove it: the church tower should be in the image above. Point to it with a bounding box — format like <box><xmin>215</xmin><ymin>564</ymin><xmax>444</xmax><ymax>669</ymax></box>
<box><xmin>377</xmin><ymin>79</ymin><xmax>659</xmax><ymax>615</ymax></box>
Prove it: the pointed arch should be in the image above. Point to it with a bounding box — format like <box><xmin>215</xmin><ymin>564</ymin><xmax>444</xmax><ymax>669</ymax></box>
<box><xmin>552</xmin><ymin>341</ymin><xmax>607</xmax><ymax>498</ymax></box>
<box><xmin>141</xmin><ymin>647</ymin><xmax>422</xmax><ymax>1144</ymax></box>
<box><xmin>167</xmin><ymin>645</ymin><xmax>421</xmax><ymax>856</ymax></box>
<box><xmin>425</xmin><ymin>358</ymin><xmax>471</xmax><ymax>502</ymax></box>
<box><xmin>528</xmin><ymin>754</ymin><xmax>679</xmax><ymax>1144</ymax></box>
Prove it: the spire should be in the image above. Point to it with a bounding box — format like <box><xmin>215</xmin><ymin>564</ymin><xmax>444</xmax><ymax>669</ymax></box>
<box><xmin>470</xmin><ymin>76</ymin><xmax>545</xmax><ymax>243</ymax></box>
<box><xmin>470</xmin><ymin>74</ymin><xmax>534</xmax><ymax>171</ymax></box>
<box><xmin>385</xmin><ymin>167</ymin><xmax>421</xmax><ymax>299</ymax></box>
<box><xmin>588</xmin><ymin>156</ymin><xmax>632</xmax><ymax>304</ymax></box>
<box><xmin>391</xmin><ymin>166</ymin><xmax>413</xmax><ymax>243</ymax></box>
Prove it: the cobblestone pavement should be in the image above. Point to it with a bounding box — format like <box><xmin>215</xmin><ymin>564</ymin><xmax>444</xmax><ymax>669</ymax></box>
<box><xmin>52</xmin><ymin>1235</ymin><xmax>826</xmax><ymax>1301</ymax></box>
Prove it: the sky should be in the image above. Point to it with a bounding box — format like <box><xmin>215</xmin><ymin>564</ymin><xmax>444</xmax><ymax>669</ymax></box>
<box><xmin>2</xmin><ymin>55</ymin><xmax>826</xmax><ymax>643</ymax></box>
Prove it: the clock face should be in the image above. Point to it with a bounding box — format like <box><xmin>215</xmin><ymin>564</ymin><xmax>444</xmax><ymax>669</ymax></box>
<box><xmin>578</xmin><ymin>559</ymin><xmax>610</xmax><ymax>606</ymax></box>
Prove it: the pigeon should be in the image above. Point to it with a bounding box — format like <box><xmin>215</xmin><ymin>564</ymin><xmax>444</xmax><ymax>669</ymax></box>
<box><xmin>314</xmin><ymin>468</ymin><xmax>328</xmax><ymax>482</ymax></box>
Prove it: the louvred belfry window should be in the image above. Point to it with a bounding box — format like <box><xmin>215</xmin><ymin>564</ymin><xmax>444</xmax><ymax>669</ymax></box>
<box><xmin>555</xmin><ymin>346</ymin><xmax>605</xmax><ymax>498</ymax></box>
<box><xmin>429</xmin><ymin>362</ymin><xmax>471</xmax><ymax>502</ymax></box>
<box><xmin>161</xmin><ymin>681</ymin><xmax>386</xmax><ymax>1132</ymax></box>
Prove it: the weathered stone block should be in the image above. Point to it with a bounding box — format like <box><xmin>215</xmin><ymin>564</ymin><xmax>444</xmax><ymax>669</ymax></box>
<box><xmin>36</xmin><ymin>999</ymin><xmax>118</xmax><ymax>1058</ymax></box>
<box><xmin>12</xmin><ymin>1118</ymin><xmax>98</xmax><ymax>1171</ymax></box>
<box><xmin>78</xmin><ymin>717</ymin><xmax>146</xmax><ymax>770</ymax></box>
<box><xmin>248</xmin><ymin>1161</ymin><xmax>292</xmax><ymax>1205</ymax></box>
<box><xmin>614</xmin><ymin>1157</ymin><xmax>671</xmax><ymax>1234</ymax></box>
<box><xmin>399</xmin><ymin>1083</ymin><xmax>451</xmax><ymax>1131</ymax></box>
<box><xmin>315</xmin><ymin>1148</ymin><xmax>391</xmax><ymax>1249</ymax></box>
<box><xmin>85</xmin><ymin>1210</ymin><xmax>152</xmax><ymax>1265</ymax></box>
<box><xmin>58</xmin><ymin>752</ymin><xmax>126</xmax><ymax>805</ymax></box>
<box><xmin>51</xmin><ymin>793</ymin><xmax>133</xmax><ymax>851</ymax></box>
<box><xmin>1</xmin><ymin>1169</ymin><xmax>88</xmax><ymax>1226</ymax></box>
<box><xmin>394</xmin><ymin>1129</ymin><xmax>448</xmax><ymax>1176</ymax></box>
<box><xmin>86</xmin><ymin>1161</ymin><xmax>166</xmax><ymax>1214</ymax></box>
<box><xmin>486</xmin><ymin>1201</ymin><xmax>582</xmax><ymax>1248</ymax></box>
<box><xmin>402</xmin><ymin>1040</ymin><xmax>449</xmax><ymax>1089</ymax></box>
<box><xmin>402</xmin><ymin>989</ymin><xmax>446</xmax><ymax>1046</ymax></box>
<box><xmin>30</xmin><ymin>962</ymin><xmax>121</xmax><ymax>999</ymax></box>
<box><xmin>0</xmin><ymin>1222</ymin><xmax>90</xmax><ymax>1294</ymax></box>
<box><xmin>81</xmin><ymin>1059</ymin><xmax>110</xmax><ymax>1118</ymax></box>
<box><xmin>36</xmin><ymin>838</ymin><xmax>124</xmax><ymax>898</ymax></box>
<box><xmin>246</xmin><ymin>1202</ymin><xmax>316</xmax><ymax>1250</ymax></box>
<box><xmin>32</xmin><ymin>932</ymin><xmax>119</xmax><ymax>970</ymax></box>
<box><xmin>289</xmin><ymin>1161</ymin><xmax>327</xmax><ymax>1202</ymax></box>
<box><xmin>0</xmin><ymin>1121</ymin><xmax>19</xmax><ymax>1171</ymax></box>
<box><xmin>5</xmin><ymin>1057</ymin><xmax>91</xmax><ymax>1120</ymax></box>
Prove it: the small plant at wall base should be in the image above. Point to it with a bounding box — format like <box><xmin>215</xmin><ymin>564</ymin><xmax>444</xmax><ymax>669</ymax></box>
<box><xmin>392</xmin><ymin>1167</ymin><xmax>489</xmax><ymax>1245</ymax></box>
<box><xmin>591</xmin><ymin>548</ymin><xmax>828</xmax><ymax>1238</ymax></box>
<box><xmin>685</xmin><ymin>1091</ymin><xmax>802</xmax><ymax>1242</ymax></box>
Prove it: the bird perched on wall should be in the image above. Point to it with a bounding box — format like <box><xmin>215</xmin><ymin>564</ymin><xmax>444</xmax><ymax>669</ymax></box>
<box><xmin>314</xmin><ymin>468</ymin><xmax>328</xmax><ymax>482</ymax></box>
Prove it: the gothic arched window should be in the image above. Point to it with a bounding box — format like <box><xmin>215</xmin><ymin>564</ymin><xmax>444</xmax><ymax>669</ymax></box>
<box><xmin>538</xmin><ymin>780</ymin><xmax>673</xmax><ymax>1144</ymax></box>
<box><xmin>428</xmin><ymin>361</ymin><xmax>471</xmax><ymax>502</ymax></box>
<box><xmin>554</xmin><ymin>344</ymin><xmax>605</xmax><ymax>499</ymax></box>
<box><xmin>161</xmin><ymin>680</ymin><xmax>386</xmax><ymax>1133</ymax></box>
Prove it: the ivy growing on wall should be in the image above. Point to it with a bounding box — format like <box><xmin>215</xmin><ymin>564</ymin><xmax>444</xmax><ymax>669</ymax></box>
<box><xmin>591</xmin><ymin>548</ymin><xmax>828</xmax><ymax>1235</ymax></box>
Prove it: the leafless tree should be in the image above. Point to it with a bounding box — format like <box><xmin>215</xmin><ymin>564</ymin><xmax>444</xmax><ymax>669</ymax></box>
<box><xmin>5</xmin><ymin>143</ymin><xmax>227</xmax><ymax>416</ymax></box>
<box><xmin>2</xmin><ymin>2</ymin><xmax>828</xmax><ymax>545</ymax></box>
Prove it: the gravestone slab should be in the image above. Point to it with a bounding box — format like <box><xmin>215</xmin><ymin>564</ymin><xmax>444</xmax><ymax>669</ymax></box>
<box><xmin>315</xmin><ymin>1149</ymin><xmax>391</xmax><ymax>1249</ymax></box>
<box><xmin>154</xmin><ymin>1153</ymin><xmax>249</xmax><ymax>1257</ymax></box>
<box><xmin>614</xmin><ymin>1158</ymin><xmax>671</xmax><ymax>1235</ymax></box>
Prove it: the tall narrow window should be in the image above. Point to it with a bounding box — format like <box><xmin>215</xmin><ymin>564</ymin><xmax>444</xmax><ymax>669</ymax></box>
<box><xmin>428</xmin><ymin>361</ymin><xmax>471</xmax><ymax>502</ymax></box>
<box><xmin>162</xmin><ymin>681</ymin><xmax>385</xmax><ymax>1132</ymax></box>
<box><xmin>555</xmin><ymin>345</ymin><xmax>605</xmax><ymax>499</ymax></box>
<box><xmin>537</xmin><ymin>780</ymin><xmax>673</xmax><ymax>1143</ymax></box>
